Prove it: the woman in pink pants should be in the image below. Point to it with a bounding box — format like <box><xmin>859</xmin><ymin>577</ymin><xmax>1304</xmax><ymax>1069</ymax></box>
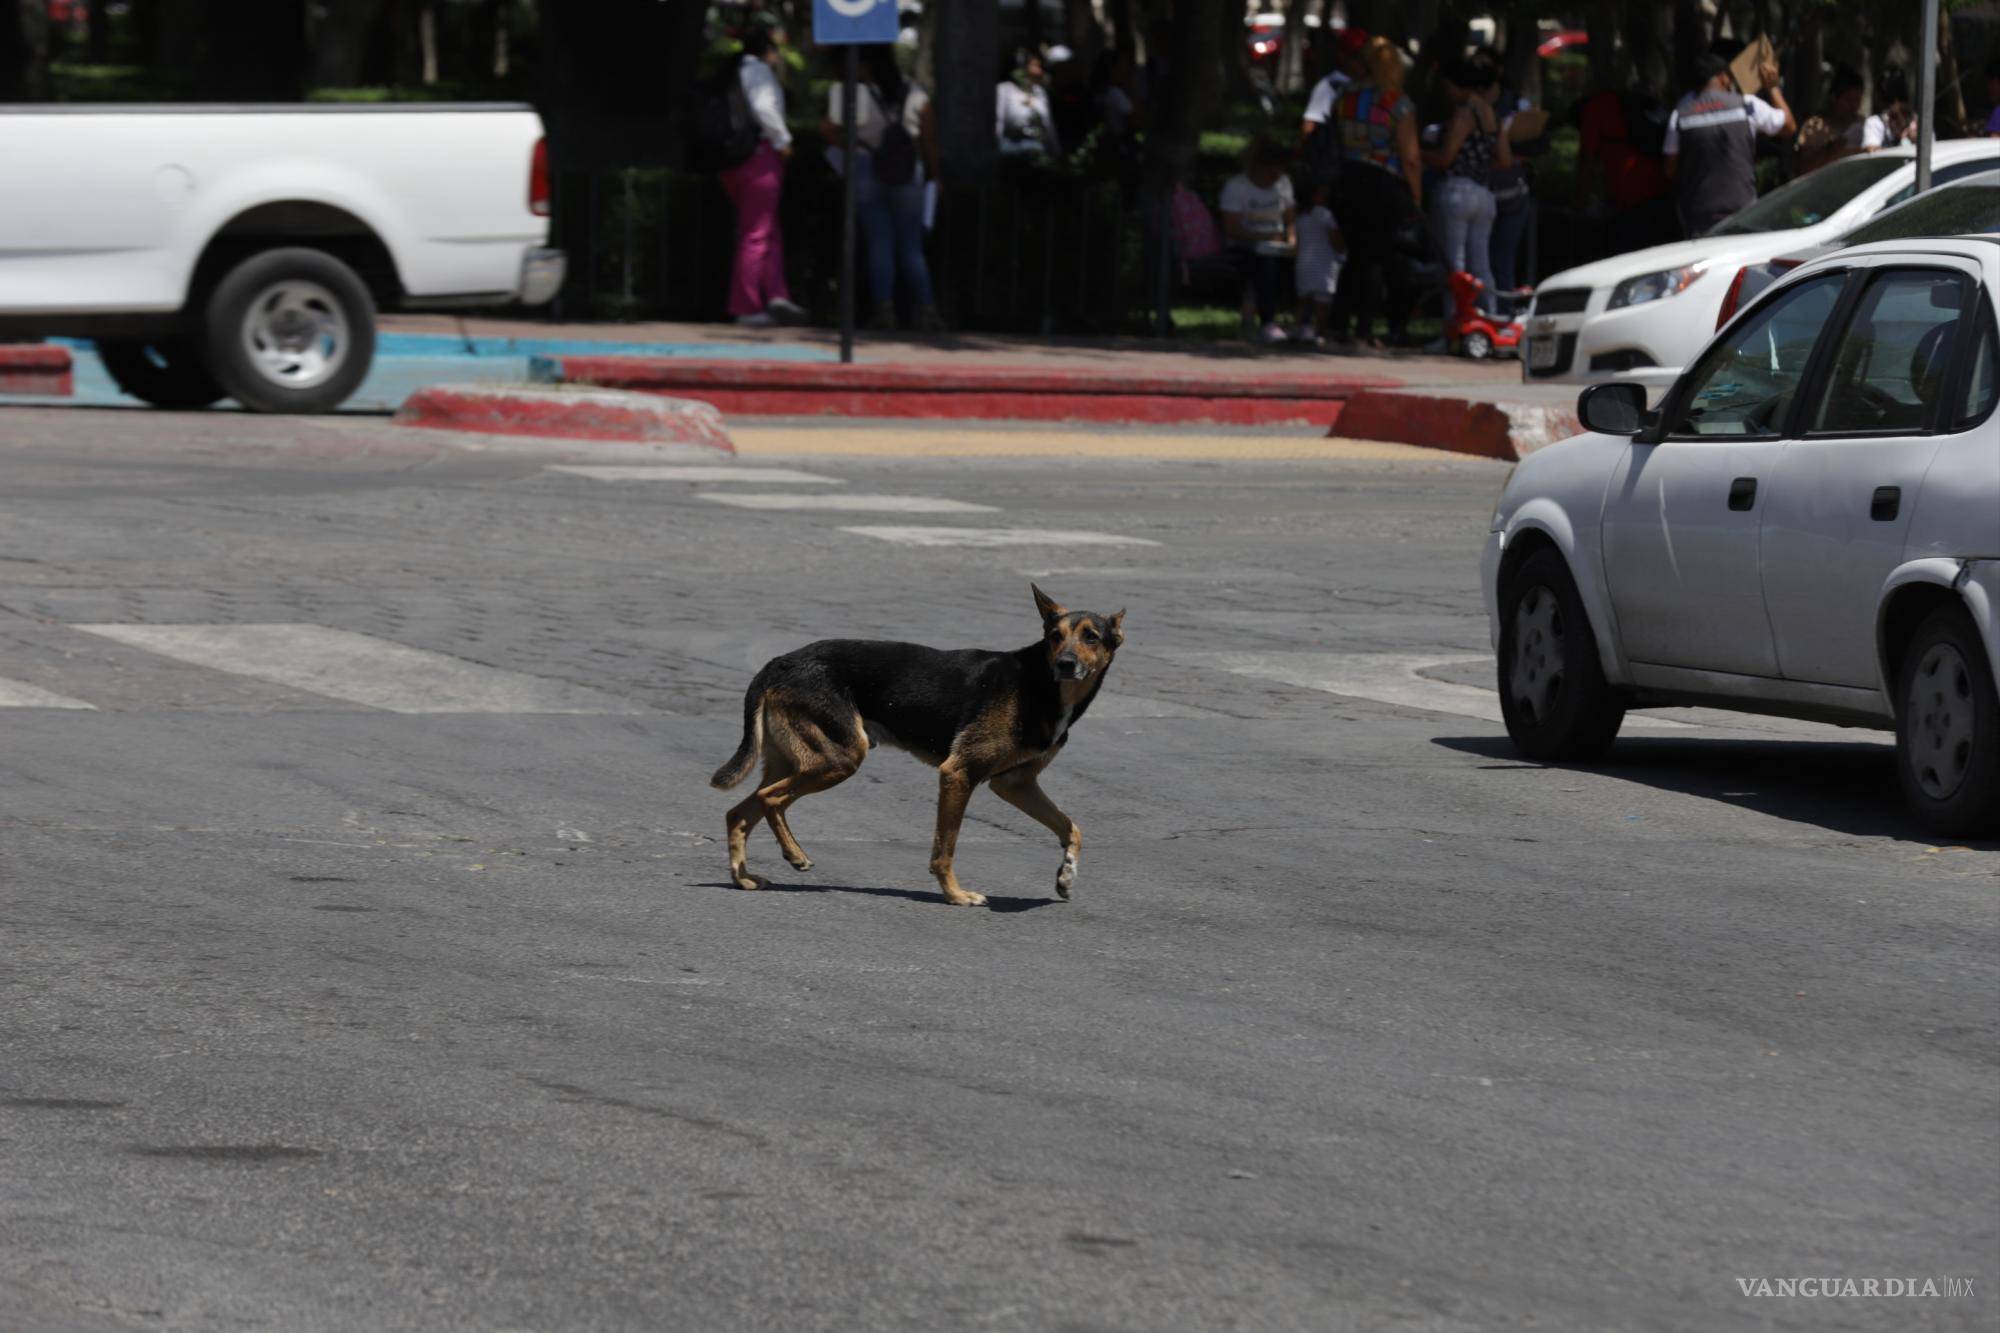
<box><xmin>725</xmin><ymin>30</ymin><xmax>806</xmax><ymax>327</ymax></box>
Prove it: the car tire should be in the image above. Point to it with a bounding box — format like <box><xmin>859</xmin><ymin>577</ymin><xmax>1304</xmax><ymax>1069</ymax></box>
<box><xmin>1497</xmin><ymin>547</ymin><xmax>1626</xmax><ymax>760</ymax></box>
<box><xmin>1895</xmin><ymin>605</ymin><xmax>2000</xmax><ymax>837</ymax></box>
<box><xmin>201</xmin><ymin>247</ymin><xmax>375</xmax><ymax>414</ymax></box>
<box><xmin>95</xmin><ymin>338</ymin><xmax>226</xmax><ymax>409</ymax></box>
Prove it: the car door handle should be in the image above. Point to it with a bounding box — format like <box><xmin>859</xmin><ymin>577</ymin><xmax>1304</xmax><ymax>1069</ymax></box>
<box><xmin>1728</xmin><ymin>477</ymin><xmax>1758</xmax><ymax>511</ymax></box>
<box><xmin>1871</xmin><ymin>485</ymin><xmax>1901</xmax><ymax>522</ymax></box>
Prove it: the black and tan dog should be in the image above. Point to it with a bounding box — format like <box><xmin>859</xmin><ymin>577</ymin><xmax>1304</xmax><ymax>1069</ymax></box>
<box><xmin>711</xmin><ymin>586</ymin><xmax>1124</xmax><ymax>905</ymax></box>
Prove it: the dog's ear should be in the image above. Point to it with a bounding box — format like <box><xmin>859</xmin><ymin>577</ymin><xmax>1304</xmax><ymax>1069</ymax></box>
<box><xmin>1031</xmin><ymin>583</ymin><xmax>1067</xmax><ymax>624</ymax></box>
<box><xmin>1107</xmin><ymin>609</ymin><xmax>1125</xmax><ymax>649</ymax></box>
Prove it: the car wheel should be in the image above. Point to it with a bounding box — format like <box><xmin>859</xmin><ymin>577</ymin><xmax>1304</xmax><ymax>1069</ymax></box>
<box><xmin>1497</xmin><ymin>547</ymin><xmax>1626</xmax><ymax>760</ymax></box>
<box><xmin>1463</xmin><ymin>329</ymin><xmax>1494</xmax><ymax>360</ymax></box>
<box><xmin>95</xmin><ymin>338</ymin><xmax>225</xmax><ymax>409</ymax></box>
<box><xmin>1896</xmin><ymin>605</ymin><xmax>1999</xmax><ymax>837</ymax></box>
<box><xmin>202</xmin><ymin>248</ymin><xmax>375</xmax><ymax>414</ymax></box>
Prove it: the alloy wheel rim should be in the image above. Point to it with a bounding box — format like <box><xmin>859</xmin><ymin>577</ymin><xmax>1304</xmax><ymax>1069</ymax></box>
<box><xmin>1908</xmin><ymin>642</ymin><xmax>1976</xmax><ymax>800</ymax></box>
<box><xmin>1511</xmin><ymin>585</ymin><xmax>1566</xmax><ymax>724</ymax></box>
<box><xmin>240</xmin><ymin>280</ymin><xmax>347</xmax><ymax>390</ymax></box>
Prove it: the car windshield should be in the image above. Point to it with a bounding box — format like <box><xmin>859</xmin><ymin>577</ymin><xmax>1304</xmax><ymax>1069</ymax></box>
<box><xmin>1843</xmin><ymin>184</ymin><xmax>2000</xmax><ymax>244</ymax></box>
<box><xmin>1709</xmin><ymin>157</ymin><xmax>1906</xmax><ymax>235</ymax></box>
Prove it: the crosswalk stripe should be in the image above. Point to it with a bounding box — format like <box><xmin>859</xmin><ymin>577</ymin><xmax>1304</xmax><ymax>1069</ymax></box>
<box><xmin>0</xmin><ymin>677</ymin><xmax>96</xmax><ymax>710</ymax></box>
<box><xmin>544</xmin><ymin>465</ymin><xmax>842</xmax><ymax>484</ymax></box>
<box><xmin>841</xmin><ymin>526</ymin><xmax>1161</xmax><ymax>548</ymax></box>
<box><xmin>702</xmin><ymin>493</ymin><xmax>999</xmax><ymax>514</ymax></box>
<box><xmin>71</xmin><ymin>624</ymin><xmax>649</xmax><ymax>715</ymax></box>
<box><xmin>1181</xmin><ymin>651</ymin><xmax>1694</xmax><ymax>728</ymax></box>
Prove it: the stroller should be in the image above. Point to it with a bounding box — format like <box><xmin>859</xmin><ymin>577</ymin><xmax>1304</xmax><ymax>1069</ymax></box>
<box><xmin>1445</xmin><ymin>271</ymin><xmax>1530</xmax><ymax>359</ymax></box>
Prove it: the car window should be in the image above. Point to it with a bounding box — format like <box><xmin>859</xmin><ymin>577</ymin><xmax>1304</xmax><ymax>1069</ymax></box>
<box><xmin>1954</xmin><ymin>301</ymin><xmax>1998</xmax><ymax>430</ymax></box>
<box><xmin>1812</xmin><ymin>270</ymin><xmax>1968</xmax><ymax>435</ymax></box>
<box><xmin>1845</xmin><ymin>184</ymin><xmax>2000</xmax><ymax>245</ymax></box>
<box><xmin>1666</xmin><ymin>273</ymin><xmax>1848</xmax><ymax>437</ymax></box>
<box><xmin>1709</xmin><ymin>158</ymin><xmax>1904</xmax><ymax>235</ymax></box>
<box><xmin>1879</xmin><ymin>158</ymin><xmax>2000</xmax><ymax>209</ymax></box>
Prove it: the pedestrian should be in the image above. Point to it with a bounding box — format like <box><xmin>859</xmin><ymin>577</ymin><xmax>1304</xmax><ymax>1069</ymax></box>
<box><xmin>1324</xmin><ymin>36</ymin><xmax>1423</xmax><ymax>349</ymax></box>
<box><xmin>1663</xmin><ymin>51</ymin><xmax>1795</xmax><ymax>238</ymax></box>
<box><xmin>1794</xmin><ymin>65</ymin><xmax>1865</xmax><ymax>175</ymax></box>
<box><xmin>1299</xmin><ymin>25</ymin><xmax>1370</xmax><ymax>179</ymax></box>
<box><xmin>1861</xmin><ymin>67</ymin><xmax>1918</xmax><ymax>152</ymax></box>
<box><xmin>1218</xmin><ymin>137</ymin><xmax>1296</xmax><ymax>345</ymax></box>
<box><xmin>1576</xmin><ymin>85</ymin><xmax>1676</xmax><ymax>251</ymax></box>
<box><xmin>1292</xmin><ymin>177</ymin><xmax>1344</xmax><ymax>346</ymax></box>
<box><xmin>720</xmin><ymin>28</ymin><xmax>806</xmax><ymax>328</ymax></box>
<box><xmin>996</xmin><ymin>52</ymin><xmax>1062</xmax><ymax>160</ymax></box>
<box><xmin>1425</xmin><ymin>56</ymin><xmax>1509</xmax><ymax>314</ymax></box>
<box><xmin>824</xmin><ymin>44</ymin><xmax>944</xmax><ymax>332</ymax></box>
<box><xmin>1093</xmin><ymin>50</ymin><xmax>1143</xmax><ymax>136</ymax></box>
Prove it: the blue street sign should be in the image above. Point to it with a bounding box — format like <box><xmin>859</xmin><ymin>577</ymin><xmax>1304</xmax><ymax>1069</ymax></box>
<box><xmin>813</xmin><ymin>0</ymin><xmax>898</xmax><ymax>46</ymax></box>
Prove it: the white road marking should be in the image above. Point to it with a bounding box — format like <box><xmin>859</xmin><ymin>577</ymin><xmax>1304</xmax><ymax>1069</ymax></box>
<box><xmin>72</xmin><ymin>624</ymin><xmax>648</xmax><ymax>715</ymax></box>
<box><xmin>1184</xmin><ymin>651</ymin><xmax>1694</xmax><ymax>728</ymax></box>
<box><xmin>544</xmin><ymin>465</ymin><xmax>842</xmax><ymax>484</ymax></box>
<box><xmin>700</xmin><ymin>493</ymin><xmax>999</xmax><ymax>513</ymax></box>
<box><xmin>0</xmin><ymin>677</ymin><xmax>96</xmax><ymax>709</ymax></box>
<box><xmin>842</xmin><ymin>526</ymin><xmax>1161</xmax><ymax>548</ymax></box>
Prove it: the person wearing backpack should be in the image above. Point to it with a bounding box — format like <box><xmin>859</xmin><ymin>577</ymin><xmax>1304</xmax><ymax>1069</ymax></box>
<box><xmin>719</xmin><ymin>28</ymin><xmax>806</xmax><ymax>328</ymax></box>
<box><xmin>823</xmin><ymin>43</ymin><xmax>943</xmax><ymax>332</ymax></box>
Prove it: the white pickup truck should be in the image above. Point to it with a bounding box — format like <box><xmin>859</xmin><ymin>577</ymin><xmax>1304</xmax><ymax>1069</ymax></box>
<box><xmin>0</xmin><ymin>103</ymin><xmax>563</xmax><ymax>413</ymax></box>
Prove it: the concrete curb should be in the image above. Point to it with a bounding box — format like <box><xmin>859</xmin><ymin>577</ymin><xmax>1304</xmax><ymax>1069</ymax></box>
<box><xmin>1330</xmin><ymin>389</ymin><xmax>1580</xmax><ymax>461</ymax></box>
<box><xmin>0</xmin><ymin>343</ymin><xmax>74</xmax><ymax>396</ymax></box>
<box><xmin>393</xmin><ymin>384</ymin><xmax>734</xmax><ymax>451</ymax></box>
<box><xmin>531</xmin><ymin>356</ymin><xmax>1403</xmax><ymax>427</ymax></box>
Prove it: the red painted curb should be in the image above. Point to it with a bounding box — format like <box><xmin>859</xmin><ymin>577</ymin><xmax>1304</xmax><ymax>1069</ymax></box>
<box><xmin>538</xmin><ymin>356</ymin><xmax>1400</xmax><ymax>427</ymax></box>
<box><xmin>394</xmin><ymin>385</ymin><xmax>734</xmax><ymax>451</ymax></box>
<box><xmin>0</xmin><ymin>344</ymin><xmax>74</xmax><ymax>397</ymax></box>
<box><xmin>1331</xmin><ymin>389</ymin><xmax>1580</xmax><ymax>461</ymax></box>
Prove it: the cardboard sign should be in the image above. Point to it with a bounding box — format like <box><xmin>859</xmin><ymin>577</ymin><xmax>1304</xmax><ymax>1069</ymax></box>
<box><xmin>1507</xmin><ymin>107</ymin><xmax>1550</xmax><ymax>143</ymax></box>
<box><xmin>1730</xmin><ymin>34</ymin><xmax>1777</xmax><ymax>97</ymax></box>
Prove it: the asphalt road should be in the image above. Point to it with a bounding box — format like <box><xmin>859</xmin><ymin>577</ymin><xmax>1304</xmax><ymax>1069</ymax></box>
<box><xmin>2</xmin><ymin>408</ymin><xmax>1994</xmax><ymax>1333</ymax></box>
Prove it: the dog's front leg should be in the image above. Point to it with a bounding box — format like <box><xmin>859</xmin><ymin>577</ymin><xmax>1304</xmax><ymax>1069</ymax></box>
<box><xmin>991</xmin><ymin>769</ymin><xmax>1082</xmax><ymax>899</ymax></box>
<box><xmin>929</xmin><ymin>764</ymin><xmax>986</xmax><ymax>907</ymax></box>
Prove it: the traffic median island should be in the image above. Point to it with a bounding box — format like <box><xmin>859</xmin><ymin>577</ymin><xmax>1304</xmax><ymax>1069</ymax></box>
<box><xmin>1328</xmin><ymin>386</ymin><xmax>1583</xmax><ymax>461</ymax></box>
<box><xmin>0</xmin><ymin>343</ymin><xmax>74</xmax><ymax>396</ymax></box>
<box><xmin>392</xmin><ymin>383</ymin><xmax>734</xmax><ymax>452</ymax></box>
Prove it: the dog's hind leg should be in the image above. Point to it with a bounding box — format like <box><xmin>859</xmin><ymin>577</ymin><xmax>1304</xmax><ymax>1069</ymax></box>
<box><xmin>757</xmin><ymin>749</ymin><xmax>815</xmax><ymax>871</ymax></box>
<box><xmin>990</xmin><ymin>766</ymin><xmax>1083</xmax><ymax>900</ymax></box>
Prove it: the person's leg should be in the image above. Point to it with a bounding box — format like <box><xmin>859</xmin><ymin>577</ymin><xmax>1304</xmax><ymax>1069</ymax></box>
<box><xmin>859</xmin><ymin>188</ymin><xmax>895</xmax><ymax>311</ymax></box>
<box><xmin>719</xmin><ymin>151</ymin><xmax>761</xmax><ymax>318</ymax></box>
<box><xmin>1490</xmin><ymin>201</ymin><xmax>1525</xmax><ymax>292</ymax></box>
<box><xmin>756</xmin><ymin>150</ymin><xmax>791</xmax><ymax>307</ymax></box>
<box><xmin>891</xmin><ymin>188</ymin><xmax>936</xmax><ymax>311</ymax></box>
<box><xmin>1437</xmin><ymin>178</ymin><xmax>1474</xmax><ymax>276</ymax></box>
<box><xmin>724</xmin><ymin>144</ymin><xmax>783</xmax><ymax>317</ymax></box>
<box><xmin>1252</xmin><ymin>254</ymin><xmax>1281</xmax><ymax>327</ymax></box>
<box><xmin>1465</xmin><ymin>183</ymin><xmax>1499</xmax><ymax>314</ymax></box>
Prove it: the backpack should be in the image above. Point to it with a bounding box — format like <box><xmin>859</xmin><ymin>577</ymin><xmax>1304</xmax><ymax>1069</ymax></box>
<box><xmin>871</xmin><ymin>84</ymin><xmax>919</xmax><ymax>187</ymax></box>
<box><xmin>694</xmin><ymin>65</ymin><xmax>760</xmax><ymax>173</ymax></box>
<box><xmin>1170</xmin><ymin>184</ymin><xmax>1221</xmax><ymax>261</ymax></box>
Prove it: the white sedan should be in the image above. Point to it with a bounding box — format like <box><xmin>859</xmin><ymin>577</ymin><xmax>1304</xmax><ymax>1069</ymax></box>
<box><xmin>1522</xmin><ymin>141</ymin><xmax>2000</xmax><ymax>388</ymax></box>
<box><xmin>1484</xmin><ymin>237</ymin><xmax>2000</xmax><ymax>834</ymax></box>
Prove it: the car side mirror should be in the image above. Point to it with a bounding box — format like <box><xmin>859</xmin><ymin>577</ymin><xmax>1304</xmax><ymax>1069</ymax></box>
<box><xmin>1578</xmin><ymin>382</ymin><xmax>1649</xmax><ymax>436</ymax></box>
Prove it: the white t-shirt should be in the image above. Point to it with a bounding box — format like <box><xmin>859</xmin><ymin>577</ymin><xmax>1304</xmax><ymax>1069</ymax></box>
<box><xmin>1302</xmin><ymin>71</ymin><xmax>1351</xmax><ymax>126</ymax></box>
<box><xmin>1295</xmin><ymin>204</ymin><xmax>1343</xmax><ymax>297</ymax></box>
<box><xmin>1218</xmin><ymin>172</ymin><xmax>1295</xmax><ymax>244</ymax></box>
<box><xmin>1862</xmin><ymin>111</ymin><xmax>1914</xmax><ymax>150</ymax></box>
<box><xmin>1661</xmin><ymin>92</ymin><xmax>1787</xmax><ymax>155</ymax></box>
<box><xmin>738</xmin><ymin>55</ymin><xmax>791</xmax><ymax>152</ymax></box>
<box><xmin>996</xmin><ymin>81</ymin><xmax>1060</xmax><ymax>154</ymax></box>
<box><xmin>827</xmin><ymin>81</ymin><xmax>931</xmax><ymax>184</ymax></box>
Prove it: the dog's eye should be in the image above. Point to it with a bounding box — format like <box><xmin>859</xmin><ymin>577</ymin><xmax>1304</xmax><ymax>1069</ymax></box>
<box><xmin>1081</xmin><ymin>630</ymin><xmax>1099</xmax><ymax>645</ymax></box>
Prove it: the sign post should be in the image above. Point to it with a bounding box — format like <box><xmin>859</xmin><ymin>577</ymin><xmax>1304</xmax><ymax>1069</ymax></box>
<box><xmin>1917</xmin><ymin>0</ymin><xmax>1939</xmax><ymax>194</ymax></box>
<box><xmin>813</xmin><ymin>0</ymin><xmax>900</xmax><ymax>365</ymax></box>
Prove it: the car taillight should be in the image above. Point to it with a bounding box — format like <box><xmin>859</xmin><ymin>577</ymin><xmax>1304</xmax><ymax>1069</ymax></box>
<box><xmin>1715</xmin><ymin>266</ymin><xmax>1749</xmax><ymax>330</ymax></box>
<box><xmin>528</xmin><ymin>136</ymin><xmax>550</xmax><ymax>217</ymax></box>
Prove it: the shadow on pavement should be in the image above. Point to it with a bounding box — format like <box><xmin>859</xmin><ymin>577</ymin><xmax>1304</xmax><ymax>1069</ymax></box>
<box><xmin>1432</xmin><ymin>734</ymin><xmax>1994</xmax><ymax>846</ymax></box>
<box><xmin>694</xmin><ymin>881</ymin><xmax>1061</xmax><ymax>912</ymax></box>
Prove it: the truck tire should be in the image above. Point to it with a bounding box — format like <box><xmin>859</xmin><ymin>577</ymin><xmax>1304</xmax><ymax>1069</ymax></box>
<box><xmin>1497</xmin><ymin>547</ymin><xmax>1626</xmax><ymax>760</ymax></box>
<box><xmin>202</xmin><ymin>248</ymin><xmax>375</xmax><ymax>414</ymax></box>
<box><xmin>1896</xmin><ymin>605</ymin><xmax>2000</xmax><ymax>837</ymax></box>
<box><xmin>95</xmin><ymin>338</ymin><xmax>225</xmax><ymax>409</ymax></box>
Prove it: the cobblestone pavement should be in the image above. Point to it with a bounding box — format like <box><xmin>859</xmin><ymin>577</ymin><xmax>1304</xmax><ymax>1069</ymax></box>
<box><xmin>2</xmin><ymin>407</ymin><xmax>1994</xmax><ymax>1333</ymax></box>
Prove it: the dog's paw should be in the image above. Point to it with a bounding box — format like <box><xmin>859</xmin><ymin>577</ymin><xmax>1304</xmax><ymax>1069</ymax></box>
<box><xmin>1055</xmin><ymin>851</ymin><xmax>1078</xmax><ymax>899</ymax></box>
<box><xmin>942</xmin><ymin>889</ymin><xmax>987</xmax><ymax>907</ymax></box>
<box><xmin>733</xmin><ymin>872</ymin><xmax>770</xmax><ymax>891</ymax></box>
<box><xmin>784</xmin><ymin>854</ymin><xmax>813</xmax><ymax>872</ymax></box>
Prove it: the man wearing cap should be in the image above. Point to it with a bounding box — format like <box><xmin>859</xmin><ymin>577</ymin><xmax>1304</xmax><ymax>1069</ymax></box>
<box><xmin>1301</xmin><ymin>27</ymin><xmax>1371</xmax><ymax>156</ymax></box>
<box><xmin>1663</xmin><ymin>50</ymin><xmax>1794</xmax><ymax>237</ymax></box>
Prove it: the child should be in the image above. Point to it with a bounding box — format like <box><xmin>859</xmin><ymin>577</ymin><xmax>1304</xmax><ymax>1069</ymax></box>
<box><xmin>1292</xmin><ymin>178</ymin><xmax>1345</xmax><ymax>346</ymax></box>
<box><xmin>1218</xmin><ymin>137</ymin><xmax>1296</xmax><ymax>344</ymax></box>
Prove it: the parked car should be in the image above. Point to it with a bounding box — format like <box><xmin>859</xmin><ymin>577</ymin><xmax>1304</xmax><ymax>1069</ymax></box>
<box><xmin>1715</xmin><ymin>169</ymin><xmax>2000</xmax><ymax>327</ymax></box>
<box><xmin>0</xmin><ymin>102</ymin><xmax>563</xmax><ymax>413</ymax></box>
<box><xmin>1522</xmin><ymin>141</ymin><xmax>2000</xmax><ymax>388</ymax></box>
<box><xmin>1485</xmin><ymin>237</ymin><xmax>2000</xmax><ymax>834</ymax></box>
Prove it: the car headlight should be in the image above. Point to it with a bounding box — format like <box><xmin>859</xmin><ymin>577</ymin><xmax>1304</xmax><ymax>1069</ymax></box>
<box><xmin>1607</xmin><ymin>265</ymin><xmax>1705</xmax><ymax>310</ymax></box>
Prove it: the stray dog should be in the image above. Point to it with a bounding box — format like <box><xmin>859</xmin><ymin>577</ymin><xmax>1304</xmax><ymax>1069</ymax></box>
<box><xmin>711</xmin><ymin>585</ymin><xmax>1124</xmax><ymax>905</ymax></box>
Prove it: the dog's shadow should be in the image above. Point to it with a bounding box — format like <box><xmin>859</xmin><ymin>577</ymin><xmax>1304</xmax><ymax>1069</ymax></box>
<box><xmin>694</xmin><ymin>881</ymin><xmax>1060</xmax><ymax>913</ymax></box>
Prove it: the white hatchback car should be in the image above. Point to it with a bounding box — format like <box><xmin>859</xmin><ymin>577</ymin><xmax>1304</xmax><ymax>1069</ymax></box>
<box><xmin>1522</xmin><ymin>141</ymin><xmax>2000</xmax><ymax>388</ymax></box>
<box><xmin>1484</xmin><ymin>237</ymin><xmax>2000</xmax><ymax>834</ymax></box>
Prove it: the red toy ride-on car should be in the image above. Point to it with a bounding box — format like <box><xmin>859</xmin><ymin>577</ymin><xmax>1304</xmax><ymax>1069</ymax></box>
<box><xmin>1446</xmin><ymin>271</ymin><xmax>1529</xmax><ymax>359</ymax></box>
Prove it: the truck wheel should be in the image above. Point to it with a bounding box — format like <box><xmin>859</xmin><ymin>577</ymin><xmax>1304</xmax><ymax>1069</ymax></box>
<box><xmin>1896</xmin><ymin>605</ymin><xmax>1999</xmax><ymax>837</ymax></box>
<box><xmin>1497</xmin><ymin>547</ymin><xmax>1626</xmax><ymax>760</ymax></box>
<box><xmin>95</xmin><ymin>339</ymin><xmax>225</xmax><ymax>409</ymax></box>
<box><xmin>202</xmin><ymin>248</ymin><xmax>375</xmax><ymax>414</ymax></box>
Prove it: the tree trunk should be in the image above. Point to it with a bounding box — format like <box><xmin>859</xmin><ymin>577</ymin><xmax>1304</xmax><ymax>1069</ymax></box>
<box><xmin>1277</xmin><ymin>0</ymin><xmax>1310</xmax><ymax>96</ymax></box>
<box><xmin>86</xmin><ymin>0</ymin><xmax>109</xmax><ymax>63</ymax></box>
<box><xmin>1062</xmin><ymin>0</ymin><xmax>1102</xmax><ymax>68</ymax></box>
<box><xmin>1585</xmin><ymin>0</ymin><xmax>1623</xmax><ymax>91</ymax></box>
<box><xmin>934</xmin><ymin>0</ymin><xmax>1000</xmax><ymax>184</ymax></box>
<box><xmin>1146</xmin><ymin>0</ymin><xmax>1227</xmax><ymax>190</ymax></box>
<box><xmin>311</xmin><ymin>0</ymin><xmax>389</xmax><ymax>89</ymax></box>
<box><xmin>1109</xmin><ymin>0</ymin><xmax>1136</xmax><ymax>60</ymax></box>
<box><xmin>0</xmin><ymin>0</ymin><xmax>50</xmax><ymax>100</ymax></box>
<box><xmin>418</xmin><ymin>2</ymin><xmax>438</xmax><ymax>84</ymax></box>
<box><xmin>1217</xmin><ymin>0</ymin><xmax>1255</xmax><ymax>105</ymax></box>
<box><xmin>1937</xmin><ymin>4</ymin><xmax>1968</xmax><ymax>136</ymax></box>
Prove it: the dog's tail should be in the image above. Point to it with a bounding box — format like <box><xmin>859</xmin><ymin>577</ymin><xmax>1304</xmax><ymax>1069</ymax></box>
<box><xmin>710</xmin><ymin>677</ymin><xmax>768</xmax><ymax>790</ymax></box>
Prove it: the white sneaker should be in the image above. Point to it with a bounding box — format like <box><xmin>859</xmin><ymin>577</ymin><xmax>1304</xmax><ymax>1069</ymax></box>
<box><xmin>1260</xmin><ymin>322</ymin><xmax>1290</xmax><ymax>345</ymax></box>
<box><xmin>766</xmin><ymin>298</ymin><xmax>808</xmax><ymax>325</ymax></box>
<box><xmin>735</xmin><ymin>311</ymin><xmax>776</xmax><ymax>328</ymax></box>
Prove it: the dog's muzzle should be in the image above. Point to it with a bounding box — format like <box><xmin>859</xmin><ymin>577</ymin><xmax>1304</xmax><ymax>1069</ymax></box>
<box><xmin>1054</xmin><ymin>655</ymin><xmax>1087</xmax><ymax>680</ymax></box>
